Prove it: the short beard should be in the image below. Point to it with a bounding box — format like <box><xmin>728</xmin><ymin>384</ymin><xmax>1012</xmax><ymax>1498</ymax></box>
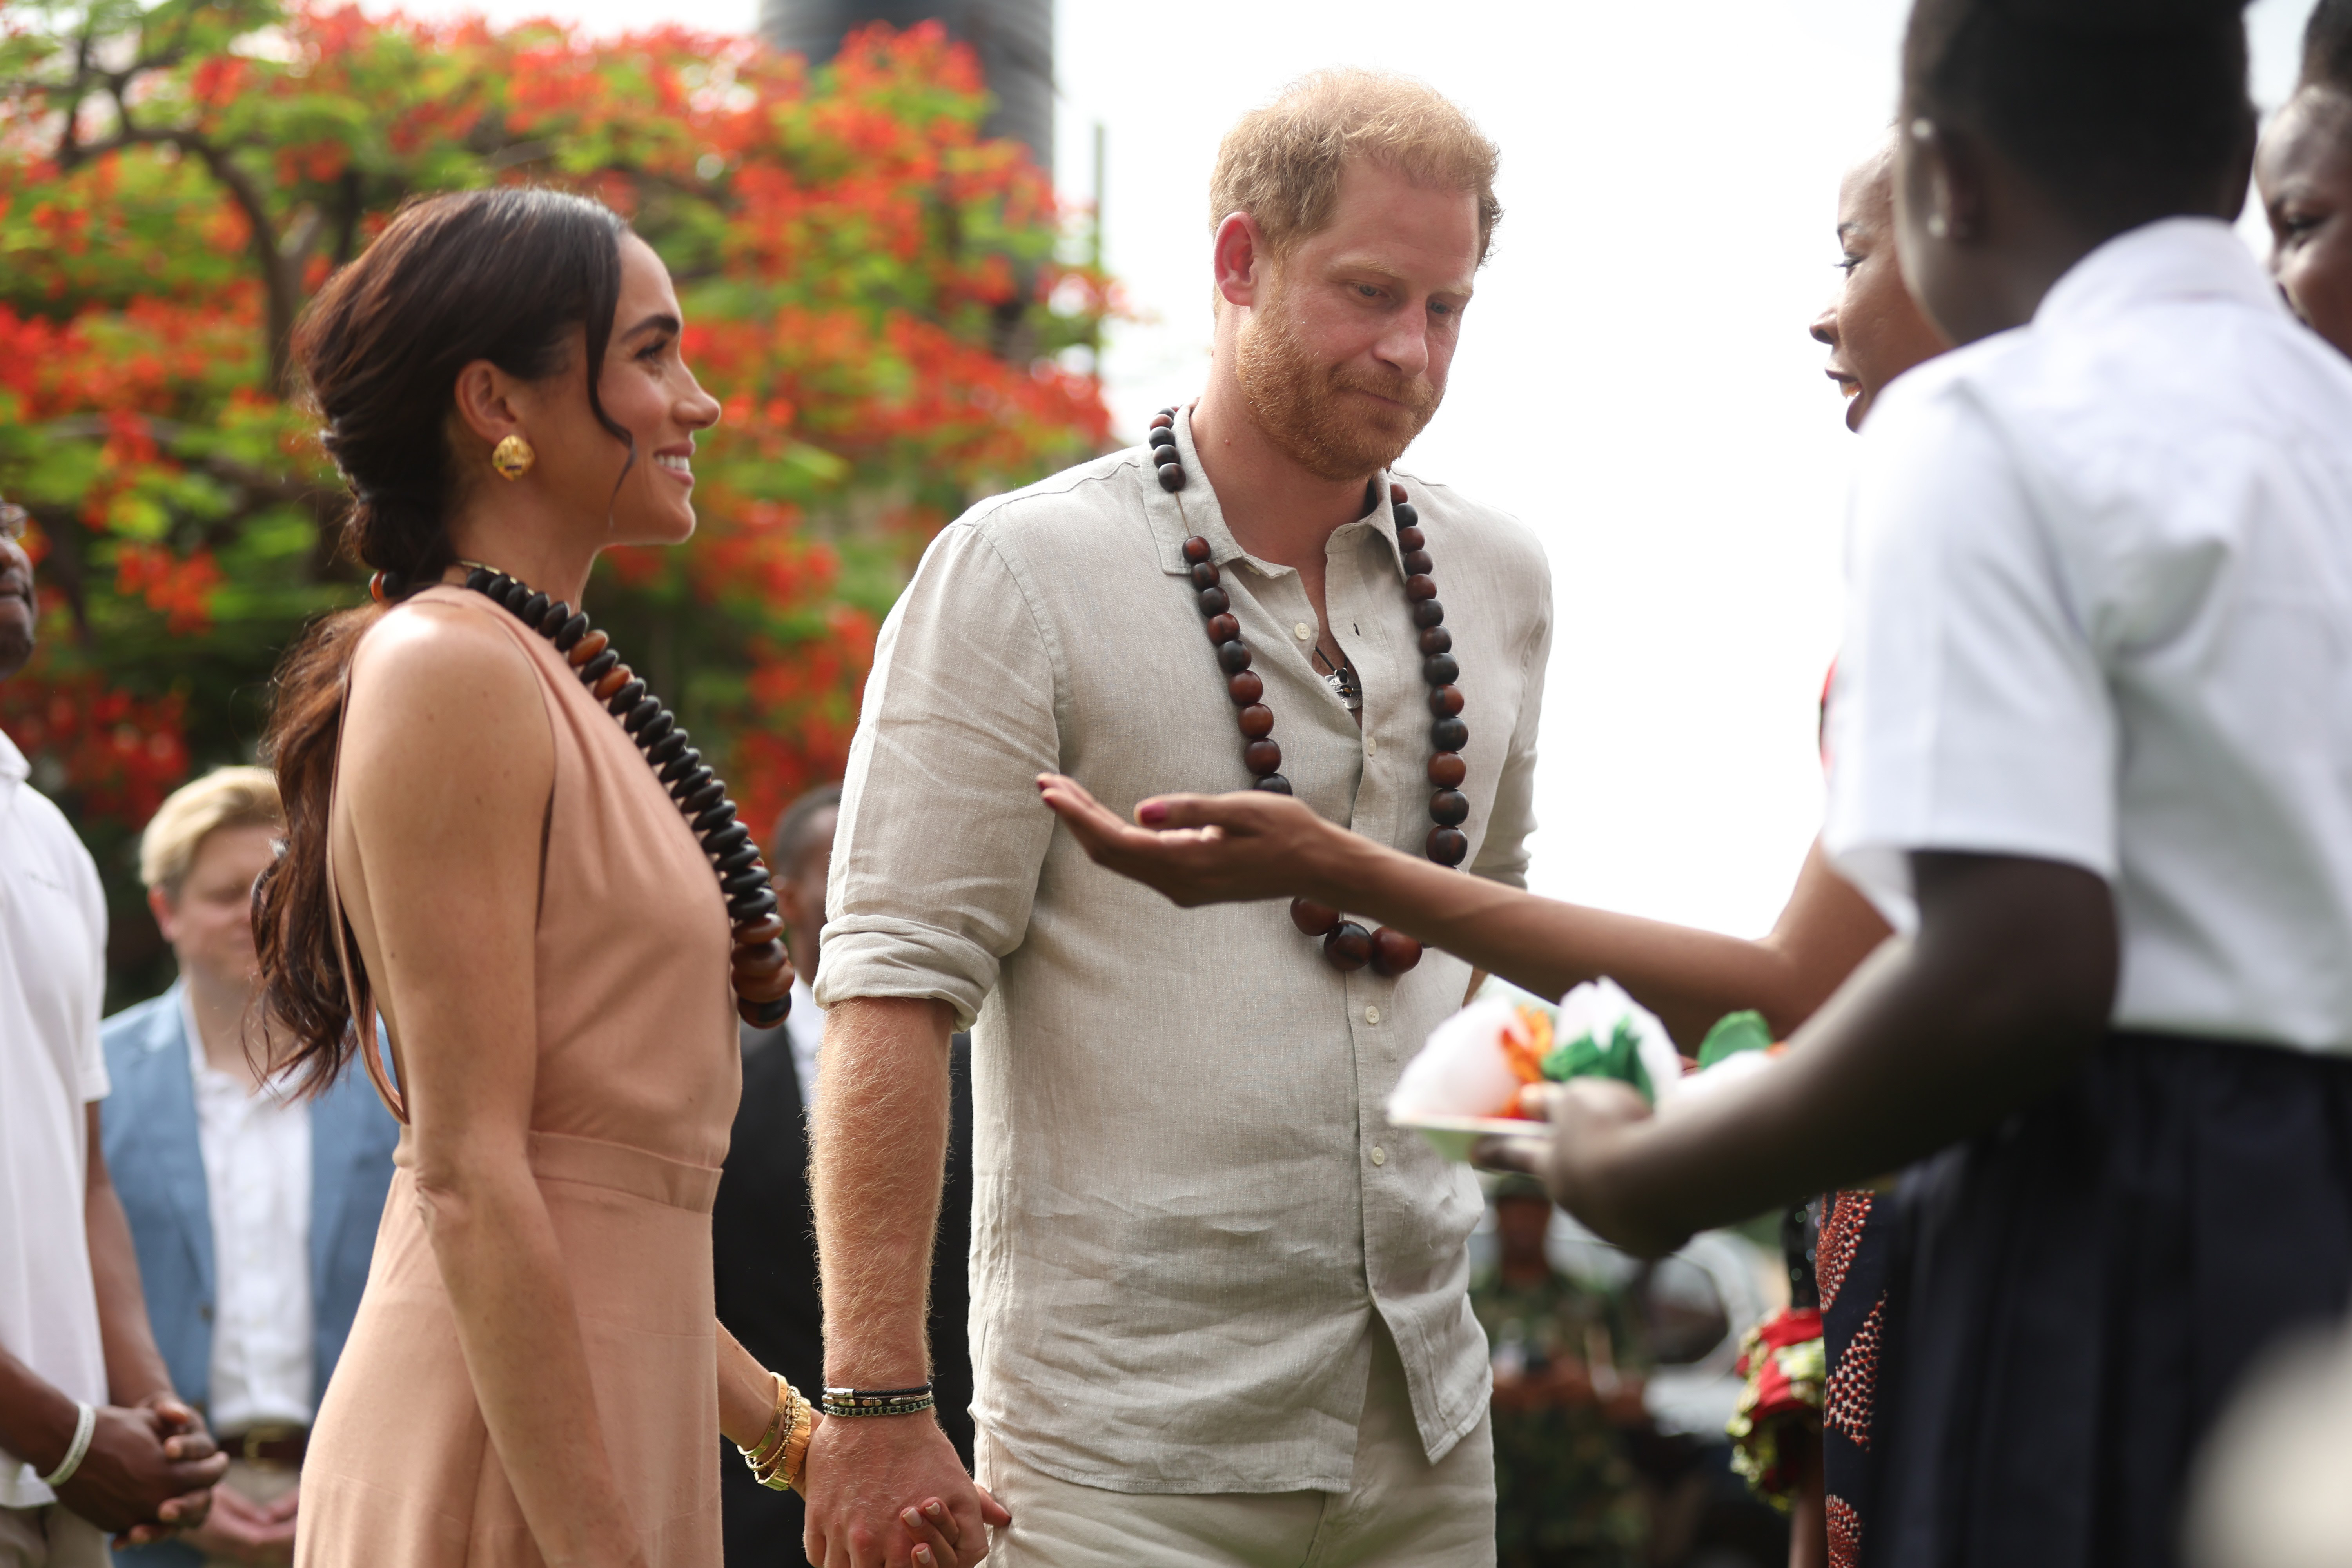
<box><xmin>1233</xmin><ymin>275</ymin><xmax>1441</xmax><ymax>484</ymax></box>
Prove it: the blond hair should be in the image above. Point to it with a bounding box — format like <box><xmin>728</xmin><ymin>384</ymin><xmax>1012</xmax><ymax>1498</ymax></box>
<box><xmin>140</xmin><ymin>766</ymin><xmax>283</xmax><ymax>897</ymax></box>
<box><xmin>1209</xmin><ymin>69</ymin><xmax>1501</xmax><ymax>264</ymax></box>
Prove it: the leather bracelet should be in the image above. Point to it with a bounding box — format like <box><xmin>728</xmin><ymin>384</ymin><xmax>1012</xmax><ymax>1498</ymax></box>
<box><xmin>821</xmin><ymin>1384</ymin><xmax>935</xmax><ymax>1418</ymax></box>
<box><xmin>38</xmin><ymin>1402</ymin><xmax>96</xmax><ymax>1490</ymax></box>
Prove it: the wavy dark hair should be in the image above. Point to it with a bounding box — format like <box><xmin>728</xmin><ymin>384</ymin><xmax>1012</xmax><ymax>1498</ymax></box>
<box><xmin>1904</xmin><ymin>0</ymin><xmax>2254</xmax><ymax>233</ymax></box>
<box><xmin>254</xmin><ymin>186</ymin><xmax>631</xmax><ymax>1097</ymax></box>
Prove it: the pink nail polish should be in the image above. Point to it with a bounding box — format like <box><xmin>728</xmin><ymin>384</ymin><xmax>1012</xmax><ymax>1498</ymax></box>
<box><xmin>1138</xmin><ymin>801</ymin><xmax>1167</xmax><ymax>825</ymax></box>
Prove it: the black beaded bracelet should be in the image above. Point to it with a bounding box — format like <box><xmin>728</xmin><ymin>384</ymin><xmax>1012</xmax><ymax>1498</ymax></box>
<box><xmin>820</xmin><ymin>1385</ymin><xmax>937</xmax><ymax>1418</ymax></box>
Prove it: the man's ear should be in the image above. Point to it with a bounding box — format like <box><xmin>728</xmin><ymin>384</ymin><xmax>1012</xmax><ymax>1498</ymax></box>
<box><xmin>1212</xmin><ymin>211</ymin><xmax>1271</xmax><ymax>312</ymax></box>
<box><xmin>147</xmin><ymin>884</ymin><xmax>179</xmax><ymax>945</ymax></box>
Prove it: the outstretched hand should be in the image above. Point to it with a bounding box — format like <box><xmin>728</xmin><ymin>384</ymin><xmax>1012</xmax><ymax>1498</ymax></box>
<box><xmin>1034</xmin><ymin>774</ymin><xmax>1339</xmax><ymax>908</ymax></box>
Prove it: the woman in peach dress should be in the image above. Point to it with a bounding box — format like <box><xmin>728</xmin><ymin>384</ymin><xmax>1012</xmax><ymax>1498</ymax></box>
<box><xmin>248</xmin><ymin>189</ymin><xmax>996</xmax><ymax>1568</ymax></box>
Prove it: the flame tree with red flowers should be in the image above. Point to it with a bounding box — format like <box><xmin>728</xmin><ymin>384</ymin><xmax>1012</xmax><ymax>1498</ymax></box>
<box><xmin>0</xmin><ymin>0</ymin><xmax>1114</xmax><ymax>1000</ymax></box>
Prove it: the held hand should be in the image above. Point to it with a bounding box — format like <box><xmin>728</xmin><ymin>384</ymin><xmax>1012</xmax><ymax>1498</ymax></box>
<box><xmin>180</xmin><ymin>1482</ymin><xmax>298</xmax><ymax>1566</ymax></box>
<box><xmin>895</xmin><ymin>1490</ymin><xmax>1014</xmax><ymax>1568</ymax></box>
<box><xmin>803</xmin><ymin>1415</ymin><xmax>1000</xmax><ymax>1568</ymax></box>
<box><xmin>1035</xmin><ymin>774</ymin><xmax>1336</xmax><ymax>908</ymax></box>
<box><xmin>53</xmin><ymin>1403</ymin><xmax>227</xmax><ymax>1536</ymax></box>
<box><xmin>1473</xmin><ymin>1081</ymin><xmax>1691</xmax><ymax>1259</ymax></box>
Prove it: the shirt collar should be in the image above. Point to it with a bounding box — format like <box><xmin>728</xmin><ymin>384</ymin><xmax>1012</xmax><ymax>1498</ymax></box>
<box><xmin>1139</xmin><ymin>403</ymin><xmax>1407</xmax><ymax>580</ymax></box>
<box><xmin>0</xmin><ymin>726</ymin><xmax>27</xmax><ymax>794</ymax></box>
<box><xmin>183</xmin><ymin>980</ymin><xmax>297</xmax><ymax>1105</ymax></box>
<box><xmin>2034</xmin><ymin>216</ymin><xmax>2287</xmax><ymax>334</ymax></box>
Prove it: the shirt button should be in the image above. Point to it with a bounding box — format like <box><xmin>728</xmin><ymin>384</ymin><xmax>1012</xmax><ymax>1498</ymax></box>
<box><xmin>1365</xmin><ymin>1005</ymin><xmax>1382</xmax><ymax>1025</ymax></box>
<box><xmin>1294</xmin><ymin>622</ymin><xmax>1312</xmax><ymax>641</ymax></box>
<box><xmin>1370</xmin><ymin>1145</ymin><xmax>1388</xmax><ymax>1166</ymax></box>
<box><xmin>1365</xmin><ymin>737</ymin><xmax>1379</xmax><ymax>756</ymax></box>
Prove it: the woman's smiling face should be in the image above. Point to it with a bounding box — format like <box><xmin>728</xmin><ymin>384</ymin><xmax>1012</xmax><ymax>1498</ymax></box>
<box><xmin>2258</xmin><ymin>85</ymin><xmax>2352</xmax><ymax>359</ymax></box>
<box><xmin>512</xmin><ymin>232</ymin><xmax>722</xmax><ymax>549</ymax></box>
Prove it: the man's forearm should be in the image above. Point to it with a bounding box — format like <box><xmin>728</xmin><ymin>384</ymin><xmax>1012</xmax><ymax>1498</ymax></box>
<box><xmin>0</xmin><ymin>1347</ymin><xmax>84</xmax><ymax>1475</ymax></box>
<box><xmin>811</xmin><ymin>996</ymin><xmax>956</xmax><ymax>1385</ymax></box>
<box><xmin>87</xmin><ymin>1153</ymin><xmax>174</xmax><ymax>1406</ymax></box>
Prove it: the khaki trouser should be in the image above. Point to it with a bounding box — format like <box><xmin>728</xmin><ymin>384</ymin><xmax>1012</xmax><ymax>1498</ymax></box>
<box><xmin>976</xmin><ymin>1327</ymin><xmax>1496</xmax><ymax>1568</ymax></box>
<box><xmin>0</xmin><ymin>1504</ymin><xmax>107</xmax><ymax>1568</ymax></box>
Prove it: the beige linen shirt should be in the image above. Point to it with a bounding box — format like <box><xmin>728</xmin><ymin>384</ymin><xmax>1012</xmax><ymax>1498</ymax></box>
<box><xmin>818</xmin><ymin>407</ymin><xmax>1553</xmax><ymax>1494</ymax></box>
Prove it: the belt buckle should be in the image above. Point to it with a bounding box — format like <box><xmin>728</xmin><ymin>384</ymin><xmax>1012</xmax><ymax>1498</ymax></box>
<box><xmin>236</xmin><ymin>1423</ymin><xmax>305</xmax><ymax>1467</ymax></box>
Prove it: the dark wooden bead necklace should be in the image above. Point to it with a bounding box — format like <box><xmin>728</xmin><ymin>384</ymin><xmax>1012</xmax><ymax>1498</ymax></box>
<box><xmin>372</xmin><ymin>564</ymin><xmax>794</xmax><ymax>1027</ymax></box>
<box><xmin>1149</xmin><ymin>405</ymin><xmax>1470</xmax><ymax>978</ymax></box>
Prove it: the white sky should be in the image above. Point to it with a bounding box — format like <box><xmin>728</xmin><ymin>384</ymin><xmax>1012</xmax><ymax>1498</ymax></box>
<box><xmin>397</xmin><ymin>0</ymin><xmax>2316</xmax><ymax>937</ymax></box>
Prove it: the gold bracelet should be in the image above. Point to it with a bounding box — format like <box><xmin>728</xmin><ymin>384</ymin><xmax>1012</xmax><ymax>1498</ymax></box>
<box><xmin>740</xmin><ymin>1374</ymin><xmax>791</xmax><ymax>1476</ymax></box>
<box><xmin>777</xmin><ymin>1387</ymin><xmax>816</xmax><ymax>1492</ymax></box>
<box><xmin>757</xmin><ymin>1383</ymin><xmax>809</xmax><ymax>1492</ymax></box>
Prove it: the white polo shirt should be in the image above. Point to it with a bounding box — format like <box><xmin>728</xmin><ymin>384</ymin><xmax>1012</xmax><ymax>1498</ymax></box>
<box><xmin>1825</xmin><ymin>218</ymin><xmax>2352</xmax><ymax>1053</ymax></box>
<box><xmin>0</xmin><ymin>728</ymin><xmax>111</xmax><ymax>1505</ymax></box>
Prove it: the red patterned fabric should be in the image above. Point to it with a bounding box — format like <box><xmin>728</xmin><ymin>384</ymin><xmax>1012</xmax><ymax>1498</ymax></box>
<box><xmin>1825</xmin><ymin>1294</ymin><xmax>1884</xmax><ymax>1450</ymax></box>
<box><xmin>1827</xmin><ymin>1494</ymin><xmax>1861</xmax><ymax>1568</ymax></box>
<box><xmin>1817</xmin><ymin>1191</ymin><xmax>1872</xmax><ymax>1311</ymax></box>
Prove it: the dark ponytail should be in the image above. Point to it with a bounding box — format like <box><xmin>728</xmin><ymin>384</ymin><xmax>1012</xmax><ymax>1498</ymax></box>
<box><xmin>1904</xmin><ymin>0</ymin><xmax>2255</xmax><ymax>233</ymax></box>
<box><xmin>255</xmin><ymin>187</ymin><xmax>630</xmax><ymax>1095</ymax></box>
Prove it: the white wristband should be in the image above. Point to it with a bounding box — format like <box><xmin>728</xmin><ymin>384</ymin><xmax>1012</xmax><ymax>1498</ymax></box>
<box><xmin>37</xmin><ymin>1401</ymin><xmax>95</xmax><ymax>1490</ymax></box>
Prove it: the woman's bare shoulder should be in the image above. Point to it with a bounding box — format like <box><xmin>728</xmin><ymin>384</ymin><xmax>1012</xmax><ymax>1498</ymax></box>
<box><xmin>344</xmin><ymin>597</ymin><xmax>550</xmax><ymax>767</ymax></box>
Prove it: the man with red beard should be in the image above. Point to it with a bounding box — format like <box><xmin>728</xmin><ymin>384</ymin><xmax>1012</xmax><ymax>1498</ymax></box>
<box><xmin>804</xmin><ymin>72</ymin><xmax>1550</xmax><ymax>1568</ymax></box>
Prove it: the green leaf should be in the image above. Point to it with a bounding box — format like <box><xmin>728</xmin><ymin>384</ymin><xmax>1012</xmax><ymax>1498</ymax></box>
<box><xmin>1697</xmin><ymin>1009</ymin><xmax>1775</xmax><ymax>1071</ymax></box>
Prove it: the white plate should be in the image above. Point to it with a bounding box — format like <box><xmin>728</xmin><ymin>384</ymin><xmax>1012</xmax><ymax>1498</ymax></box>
<box><xmin>1389</xmin><ymin>1112</ymin><xmax>1549</xmax><ymax>1163</ymax></box>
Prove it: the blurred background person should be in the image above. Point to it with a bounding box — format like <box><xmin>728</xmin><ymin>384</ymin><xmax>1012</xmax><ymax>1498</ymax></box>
<box><xmin>99</xmin><ymin>768</ymin><xmax>399</xmax><ymax>1567</ymax></box>
<box><xmin>1473</xmin><ymin>1174</ymin><xmax>1649</xmax><ymax>1568</ymax></box>
<box><xmin>0</xmin><ymin>495</ymin><xmax>227</xmax><ymax>1564</ymax></box>
<box><xmin>2259</xmin><ymin>0</ymin><xmax>2352</xmax><ymax>356</ymax></box>
<box><xmin>715</xmin><ymin>782</ymin><xmax>978</xmax><ymax>1564</ymax></box>
<box><xmin>2180</xmin><ymin>6</ymin><xmax>2352</xmax><ymax>1563</ymax></box>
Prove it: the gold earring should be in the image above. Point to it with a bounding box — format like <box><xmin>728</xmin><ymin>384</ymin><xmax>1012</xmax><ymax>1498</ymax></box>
<box><xmin>491</xmin><ymin>435</ymin><xmax>535</xmax><ymax>481</ymax></box>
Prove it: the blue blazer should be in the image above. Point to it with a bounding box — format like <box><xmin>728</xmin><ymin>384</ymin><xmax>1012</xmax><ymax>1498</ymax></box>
<box><xmin>98</xmin><ymin>983</ymin><xmax>399</xmax><ymax>1437</ymax></box>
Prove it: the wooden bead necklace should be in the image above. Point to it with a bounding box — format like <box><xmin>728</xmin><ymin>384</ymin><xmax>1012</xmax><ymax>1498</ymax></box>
<box><xmin>1149</xmin><ymin>405</ymin><xmax>1470</xmax><ymax>977</ymax></box>
<box><xmin>370</xmin><ymin>565</ymin><xmax>794</xmax><ymax>1027</ymax></box>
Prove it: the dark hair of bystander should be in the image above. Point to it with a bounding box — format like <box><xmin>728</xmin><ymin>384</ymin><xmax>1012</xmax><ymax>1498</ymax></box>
<box><xmin>1902</xmin><ymin>0</ymin><xmax>2255</xmax><ymax>233</ymax></box>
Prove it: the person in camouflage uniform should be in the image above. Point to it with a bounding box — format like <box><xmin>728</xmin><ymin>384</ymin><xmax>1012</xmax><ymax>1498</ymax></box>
<box><xmin>1473</xmin><ymin>1175</ymin><xmax>1650</xmax><ymax>1568</ymax></box>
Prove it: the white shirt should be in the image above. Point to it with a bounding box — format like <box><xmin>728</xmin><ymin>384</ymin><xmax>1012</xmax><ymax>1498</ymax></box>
<box><xmin>1825</xmin><ymin>218</ymin><xmax>2352</xmax><ymax>1052</ymax></box>
<box><xmin>183</xmin><ymin>989</ymin><xmax>314</xmax><ymax>1430</ymax></box>
<box><xmin>0</xmin><ymin>729</ymin><xmax>110</xmax><ymax>1506</ymax></box>
<box><xmin>820</xmin><ymin>412</ymin><xmax>1552</xmax><ymax>1492</ymax></box>
<box><xmin>782</xmin><ymin>974</ymin><xmax>823</xmax><ymax>1112</ymax></box>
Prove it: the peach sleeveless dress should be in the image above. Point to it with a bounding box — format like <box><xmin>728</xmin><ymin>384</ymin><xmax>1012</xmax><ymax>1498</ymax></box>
<box><xmin>296</xmin><ymin>585</ymin><xmax>740</xmax><ymax>1567</ymax></box>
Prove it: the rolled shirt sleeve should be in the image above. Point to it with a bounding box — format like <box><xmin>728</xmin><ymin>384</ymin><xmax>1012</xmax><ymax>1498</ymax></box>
<box><xmin>817</xmin><ymin>520</ymin><xmax>1062</xmax><ymax>1029</ymax></box>
<box><xmin>1822</xmin><ymin>373</ymin><xmax>2118</xmax><ymax>934</ymax></box>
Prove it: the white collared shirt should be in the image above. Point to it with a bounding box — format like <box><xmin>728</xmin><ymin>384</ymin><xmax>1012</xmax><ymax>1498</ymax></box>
<box><xmin>782</xmin><ymin>974</ymin><xmax>823</xmax><ymax>1112</ymax></box>
<box><xmin>183</xmin><ymin>988</ymin><xmax>314</xmax><ymax>1430</ymax></box>
<box><xmin>1826</xmin><ymin>218</ymin><xmax>2352</xmax><ymax>1051</ymax></box>
<box><xmin>0</xmin><ymin>729</ymin><xmax>109</xmax><ymax>1506</ymax></box>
